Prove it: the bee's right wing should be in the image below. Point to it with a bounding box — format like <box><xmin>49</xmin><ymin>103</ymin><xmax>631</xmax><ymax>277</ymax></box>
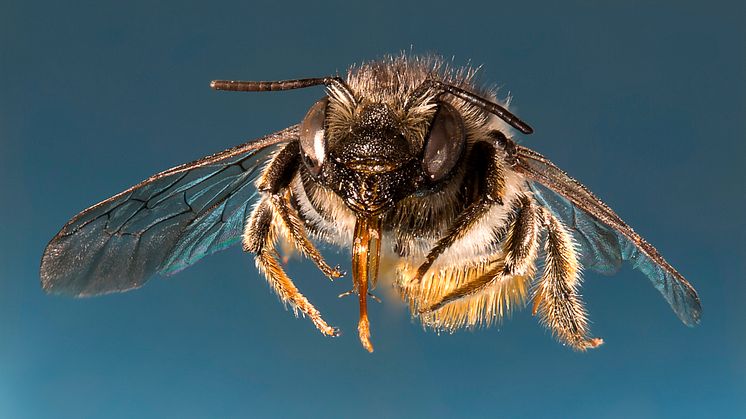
<box><xmin>40</xmin><ymin>125</ymin><xmax>298</xmax><ymax>297</ymax></box>
<box><xmin>511</xmin><ymin>143</ymin><xmax>702</xmax><ymax>326</ymax></box>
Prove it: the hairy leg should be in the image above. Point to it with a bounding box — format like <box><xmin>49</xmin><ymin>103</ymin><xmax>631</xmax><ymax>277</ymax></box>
<box><xmin>256</xmin><ymin>141</ymin><xmax>342</xmax><ymax>279</ymax></box>
<box><xmin>420</xmin><ymin>195</ymin><xmax>540</xmax><ymax>313</ymax></box>
<box><xmin>269</xmin><ymin>191</ymin><xmax>344</xmax><ymax>279</ymax></box>
<box><xmin>532</xmin><ymin>208</ymin><xmax>603</xmax><ymax>350</ymax></box>
<box><xmin>412</xmin><ymin>142</ymin><xmax>507</xmax><ymax>284</ymax></box>
<box><xmin>243</xmin><ymin>197</ymin><xmax>338</xmax><ymax>337</ymax></box>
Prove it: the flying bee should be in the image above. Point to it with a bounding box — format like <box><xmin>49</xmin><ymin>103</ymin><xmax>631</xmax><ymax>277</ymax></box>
<box><xmin>40</xmin><ymin>55</ymin><xmax>701</xmax><ymax>352</ymax></box>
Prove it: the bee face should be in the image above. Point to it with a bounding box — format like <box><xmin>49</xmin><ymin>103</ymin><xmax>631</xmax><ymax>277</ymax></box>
<box><xmin>299</xmin><ymin>87</ymin><xmax>468</xmax><ymax>215</ymax></box>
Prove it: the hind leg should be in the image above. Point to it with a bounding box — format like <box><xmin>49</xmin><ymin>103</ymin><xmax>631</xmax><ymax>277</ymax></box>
<box><xmin>532</xmin><ymin>207</ymin><xmax>603</xmax><ymax>350</ymax></box>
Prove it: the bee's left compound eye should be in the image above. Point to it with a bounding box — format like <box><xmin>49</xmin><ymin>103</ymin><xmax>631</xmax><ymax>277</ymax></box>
<box><xmin>299</xmin><ymin>97</ymin><xmax>329</xmax><ymax>176</ymax></box>
<box><xmin>422</xmin><ymin>103</ymin><xmax>466</xmax><ymax>181</ymax></box>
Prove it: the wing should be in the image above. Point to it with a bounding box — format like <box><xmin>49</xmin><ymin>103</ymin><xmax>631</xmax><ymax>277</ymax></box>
<box><xmin>40</xmin><ymin>125</ymin><xmax>298</xmax><ymax>297</ymax></box>
<box><xmin>511</xmin><ymin>144</ymin><xmax>702</xmax><ymax>326</ymax></box>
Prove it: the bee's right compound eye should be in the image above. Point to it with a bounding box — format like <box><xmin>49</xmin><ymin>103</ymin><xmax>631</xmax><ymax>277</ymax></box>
<box><xmin>299</xmin><ymin>97</ymin><xmax>329</xmax><ymax>176</ymax></box>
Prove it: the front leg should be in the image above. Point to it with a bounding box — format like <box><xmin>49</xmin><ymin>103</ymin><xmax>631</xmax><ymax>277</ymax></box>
<box><xmin>269</xmin><ymin>191</ymin><xmax>344</xmax><ymax>280</ymax></box>
<box><xmin>242</xmin><ymin>141</ymin><xmax>339</xmax><ymax>336</ymax></box>
<box><xmin>257</xmin><ymin>141</ymin><xmax>342</xmax><ymax>279</ymax></box>
<box><xmin>243</xmin><ymin>197</ymin><xmax>338</xmax><ymax>336</ymax></box>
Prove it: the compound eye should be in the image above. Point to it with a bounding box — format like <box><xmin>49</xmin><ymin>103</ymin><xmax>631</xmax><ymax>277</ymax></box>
<box><xmin>423</xmin><ymin>103</ymin><xmax>466</xmax><ymax>181</ymax></box>
<box><xmin>299</xmin><ymin>97</ymin><xmax>329</xmax><ymax>176</ymax></box>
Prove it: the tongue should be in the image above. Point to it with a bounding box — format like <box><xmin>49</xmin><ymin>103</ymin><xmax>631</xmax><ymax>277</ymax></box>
<box><xmin>352</xmin><ymin>215</ymin><xmax>382</xmax><ymax>352</ymax></box>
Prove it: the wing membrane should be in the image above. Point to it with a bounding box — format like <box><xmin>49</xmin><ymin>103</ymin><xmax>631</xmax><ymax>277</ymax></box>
<box><xmin>513</xmin><ymin>145</ymin><xmax>702</xmax><ymax>326</ymax></box>
<box><xmin>40</xmin><ymin>125</ymin><xmax>298</xmax><ymax>297</ymax></box>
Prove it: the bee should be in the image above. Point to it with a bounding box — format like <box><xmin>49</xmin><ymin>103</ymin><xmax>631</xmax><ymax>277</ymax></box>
<box><xmin>40</xmin><ymin>55</ymin><xmax>701</xmax><ymax>352</ymax></box>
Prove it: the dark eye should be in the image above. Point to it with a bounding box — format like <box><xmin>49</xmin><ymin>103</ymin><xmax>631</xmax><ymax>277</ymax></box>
<box><xmin>299</xmin><ymin>97</ymin><xmax>329</xmax><ymax>176</ymax></box>
<box><xmin>423</xmin><ymin>103</ymin><xmax>465</xmax><ymax>181</ymax></box>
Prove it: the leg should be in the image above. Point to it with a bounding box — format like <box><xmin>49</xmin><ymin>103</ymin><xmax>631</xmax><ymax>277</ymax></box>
<box><xmin>413</xmin><ymin>257</ymin><xmax>532</xmax><ymax>331</ymax></box>
<box><xmin>243</xmin><ymin>197</ymin><xmax>338</xmax><ymax>337</ymax></box>
<box><xmin>420</xmin><ymin>195</ymin><xmax>540</xmax><ymax>313</ymax></box>
<box><xmin>269</xmin><ymin>191</ymin><xmax>344</xmax><ymax>280</ymax></box>
<box><xmin>532</xmin><ymin>208</ymin><xmax>603</xmax><ymax>350</ymax></box>
<box><xmin>256</xmin><ymin>140</ymin><xmax>342</xmax><ymax>279</ymax></box>
<box><xmin>412</xmin><ymin>142</ymin><xmax>507</xmax><ymax>284</ymax></box>
<box><xmin>502</xmin><ymin>195</ymin><xmax>540</xmax><ymax>278</ymax></box>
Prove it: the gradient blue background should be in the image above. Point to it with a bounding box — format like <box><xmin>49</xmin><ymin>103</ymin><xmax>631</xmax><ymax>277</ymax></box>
<box><xmin>1</xmin><ymin>1</ymin><xmax>744</xmax><ymax>418</ymax></box>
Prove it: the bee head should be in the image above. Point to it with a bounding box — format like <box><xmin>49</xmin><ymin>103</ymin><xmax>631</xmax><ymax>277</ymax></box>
<box><xmin>299</xmin><ymin>94</ymin><xmax>467</xmax><ymax>215</ymax></box>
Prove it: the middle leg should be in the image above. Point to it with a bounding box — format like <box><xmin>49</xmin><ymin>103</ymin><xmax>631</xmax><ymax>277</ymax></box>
<box><xmin>419</xmin><ymin>194</ymin><xmax>540</xmax><ymax>313</ymax></box>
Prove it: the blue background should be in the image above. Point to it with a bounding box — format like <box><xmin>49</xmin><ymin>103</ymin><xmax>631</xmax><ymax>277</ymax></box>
<box><xmin>1</xmin><ymin>1</ymin><xmax>744</xmax><ymax>418</ymax></box>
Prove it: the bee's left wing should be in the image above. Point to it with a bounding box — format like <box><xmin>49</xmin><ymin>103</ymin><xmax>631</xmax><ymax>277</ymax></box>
<box><xmin>40</xmin><ymin>125</ymin><xmax>298</xmax><ymax>297</ymax></box>
<box><xmin>510</xmin><ymin>144</ymin><xmax>702</xmax><ymax>326</ymax></box>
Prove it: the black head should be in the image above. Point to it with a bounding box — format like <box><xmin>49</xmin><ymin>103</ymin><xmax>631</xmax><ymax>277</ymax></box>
<box><xmin>298</xmin><ymin>94</ymin><xmax>467</xmax><ymax>215</ymax></box>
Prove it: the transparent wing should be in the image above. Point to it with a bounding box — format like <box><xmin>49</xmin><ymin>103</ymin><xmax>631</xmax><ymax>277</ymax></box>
<box><xmin>529</xmin><ymin>183</ymin><xmax>625</xmax><ymax>275</ymax></box>
<box><xmin>40</xmin><ymin>125</ymin><xmax>298</xmax><ymax>297</ymax></box>
<box><xmin>513</xmin><ymin>144</ymin><xmax>702</xmax><ymax>326</ymax></box>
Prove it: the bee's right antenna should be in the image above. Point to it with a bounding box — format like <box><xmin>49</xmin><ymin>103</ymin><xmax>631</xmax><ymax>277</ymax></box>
<box><xmin>210</xmin><ymin>77</ymin><xmax>356</xmax><ymax>106</ymax></box>
<box><xmin>410</xmin><ymin>80</ymin><xmax>534</xmax><ymax>135</ymax></box>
